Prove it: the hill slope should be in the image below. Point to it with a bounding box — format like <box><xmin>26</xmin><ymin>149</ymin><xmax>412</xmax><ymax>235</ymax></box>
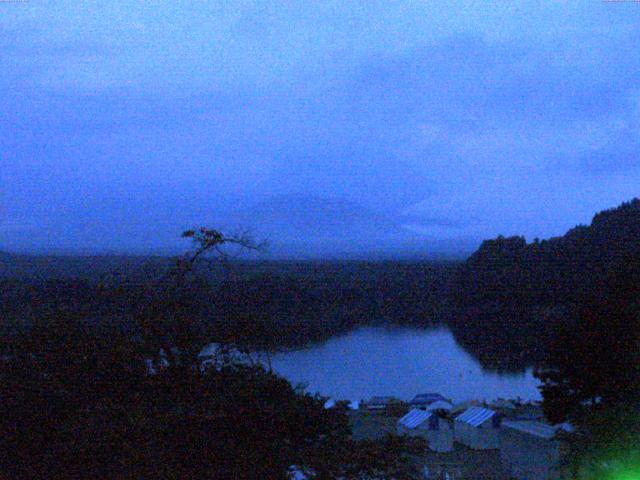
<box><xmin>448</xmin><ymin>198</ymin><xmax>640</xmax><ymax>370</ymax></box>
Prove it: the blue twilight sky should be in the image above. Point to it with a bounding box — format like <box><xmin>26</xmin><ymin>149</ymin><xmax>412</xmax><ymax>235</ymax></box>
<box><xmin>1</xmin><ymin>1</ymin><xmax>639</xmax><ymax>256</ymax></box>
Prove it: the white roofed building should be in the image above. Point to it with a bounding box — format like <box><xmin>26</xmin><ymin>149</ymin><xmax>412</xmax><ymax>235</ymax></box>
<box><xmin>409</xmin><ymin>392</ymin><xmax>448</xmax><ymax>408</ymax></box>
<box><xmin>397</xmin><ymin>409</ymin><xmax>453</xmax><ymax>452</ymax></box>
<box><xmin>426</xmin><ymin>400</ymin><xmax>453</xmax><ymax>413</ymax></box>
<box><xmin>363</xmin><ymin>396</ymin><xmax>398</xmax><ymax>411</ymax></box>
<box><xmin>499</xmin><ymin>420</ymin><xmax>572</xmax><ymax>480</ymax></box>
<box><xmin>454</xmin><ymin>406</ymin><xmax>502</xmax><ymax>450</ymax></box>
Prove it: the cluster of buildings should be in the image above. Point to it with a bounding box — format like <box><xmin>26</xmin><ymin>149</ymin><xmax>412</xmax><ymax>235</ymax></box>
<box><xmin>356</xmin><ymin>393</ymin><xmax>573</xmax><ymax>480</ymax></box>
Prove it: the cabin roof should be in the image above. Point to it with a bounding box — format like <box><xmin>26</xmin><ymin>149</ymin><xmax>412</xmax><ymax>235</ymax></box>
<box><xmin>398</xmin><ymin>409</ymin><xmax>434</xmax><ymax>429</ymax></box>
<box><xmin>410</xmin><ymin>392</ymin><xmax>447</xmax><ymax>404</ymax></box>
<box><xmin>455</xmin><ymin>406</ymin><xmax>496</xmax><ymax>427</ymax></box>
<box><xmin>426</xmin><ymin>400</ymin><xmax>453</xmax><ymax>411</ymax></box>
<box><xmin>503</xmin><ymin>420</ymin><xmax>573</xmax><ymax>439</ymax></box>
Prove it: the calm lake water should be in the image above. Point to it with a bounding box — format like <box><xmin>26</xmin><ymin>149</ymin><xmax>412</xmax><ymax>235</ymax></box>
<box><xmin>270</xmin><ymin>327</ymin><xmax>541</xmax><ymax>403</ymax></box>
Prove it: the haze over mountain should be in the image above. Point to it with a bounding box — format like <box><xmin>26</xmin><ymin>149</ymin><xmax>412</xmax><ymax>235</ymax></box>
<box><xmin>0</xmin><ymin>193</ymin><xmax>476</xmax><ymax>258</ymax></box>
<box><xmin>217</xmin><ymin>194</ymin><xmax>476</xmax><ymax>259</ymax></box>
<box><xmin>2</xmin><ymin>2</ymin><xmax>639</xmax><ymax>257</ymax></box>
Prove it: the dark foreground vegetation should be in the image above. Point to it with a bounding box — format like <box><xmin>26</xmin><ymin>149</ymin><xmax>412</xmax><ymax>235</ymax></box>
<box><xmin>2</xmin><ymin>199</ymin><xmax>640</xmax><ymax>478</ymax></box>
<box><xmin>0</xmin><ymin>230</ymin><xmax>427</xmax><ymax>479</ymax></box>
<box><xmin>536</xmin><ymin>255</ymin><xmax>640</xmax><ymax>479</ymax></box>
<box><xmin>1</xmin><ymin>314</ymin><xmax>429</xmax><ymax>479</ymax></box>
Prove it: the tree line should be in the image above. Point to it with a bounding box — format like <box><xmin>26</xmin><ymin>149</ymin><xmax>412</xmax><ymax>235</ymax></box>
<box><xmin>447</xmin><ymin>198</ymin><xmax>640</xmax><ymax>371</ymax></box>
<box><xmin>0</xmin><ymin>259</ymin><xmax>453</xmax><ymax>354</ymax></box>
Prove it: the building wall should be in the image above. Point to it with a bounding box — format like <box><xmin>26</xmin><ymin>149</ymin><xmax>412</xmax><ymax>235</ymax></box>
<box><xmin>398</xmin><ymin>418</ymin><xmax>454</xmax><ymax>452</ymax></box>
<box><xmin>423</xmin><ymin>448</ymin><xmax>506</xmax><ymax>480</ymax></box>
<box><xmin>454</xmin><ymin>421</ymin><xmax>500</xmax><ymax>450</ymax></box>
<box><xmin>499</xmin><ymin>428</ymin><xmax>561</xmax><ymax>480</ymax></box>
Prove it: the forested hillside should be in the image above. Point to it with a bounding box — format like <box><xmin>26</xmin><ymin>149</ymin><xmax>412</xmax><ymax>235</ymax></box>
<box><xmin>448</xmin><ymin>198</ymin><xmax>640</xmax><ymax>370</ymax></box>
<box><xmin>0</xmin><ymin>260</ymin><xmax>454</xmax><ymax>351</ymax></box>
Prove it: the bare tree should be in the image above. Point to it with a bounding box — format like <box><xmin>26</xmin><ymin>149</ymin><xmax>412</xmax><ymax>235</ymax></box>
<box><xmin>139</xmin><ymin>228</ymin><xmax>265</xmax><ymax>370</ymax></box>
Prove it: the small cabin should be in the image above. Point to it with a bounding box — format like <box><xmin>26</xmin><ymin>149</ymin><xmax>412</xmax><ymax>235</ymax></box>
<box><xmin>397</xmin><ymin>409</ymin><xmax>453</xmax><ymax>452</ymax></box>
<box><xmin>363</xmin><ymin>396</ymin><xmax>400</xmax><ymax>413</ymax></box>
<box><xmin>426</xmin><ymin>400</ymin><xmax>453</xmax><ymax>413</ymax></box>
<box><xmin>454</xmin><ymin>406</ymin><xmax>502</xmax><ymax>450</ymax></box>
<box><xmin>500</xmin><ymin>420</ymin><xmax>572</xmax><ymax>480</ymax></box>
<box><xmin>409</xmin><ymin>392</ymin><xmax>448</xmax><ymax>408</ymax></box>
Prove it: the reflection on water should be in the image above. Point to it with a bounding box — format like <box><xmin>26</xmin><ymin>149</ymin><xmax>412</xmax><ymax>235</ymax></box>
<box><xmin>271</xmin><ymin>326</ymin><xmax>541</xmax><ymax>403</ymax></box>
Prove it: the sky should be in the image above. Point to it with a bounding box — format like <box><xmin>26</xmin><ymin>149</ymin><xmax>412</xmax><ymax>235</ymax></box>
<box><xmin>1</xmin><ymin>1</ymin><xmax>639</xmax><ymax>257</ymax></box>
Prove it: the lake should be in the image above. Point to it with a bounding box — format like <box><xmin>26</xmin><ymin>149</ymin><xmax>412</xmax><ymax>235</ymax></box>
<box><xmin>270</xmin><ymin>326</ymin><xmax>541</xmax><ymax>403</ymax></box>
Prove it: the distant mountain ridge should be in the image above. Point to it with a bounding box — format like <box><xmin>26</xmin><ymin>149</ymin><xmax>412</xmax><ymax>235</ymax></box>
<box><xmin>221</xmin><ymin>193</ymin><xmax>476</xmax><ymax>259</ymax></box>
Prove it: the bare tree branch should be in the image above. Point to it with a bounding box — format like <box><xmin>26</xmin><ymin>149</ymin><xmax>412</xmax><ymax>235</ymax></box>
<box><xmin>138</xmin><ymin>228</ymin><xmax>266</xmax><ymax>369</ymax></box>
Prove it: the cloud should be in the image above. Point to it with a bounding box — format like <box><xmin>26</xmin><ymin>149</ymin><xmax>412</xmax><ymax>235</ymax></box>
<box><xmin>0</xmin><ymin>1</ymin><xmax>633</xmax><ymax>94</ymax></box>
<box><xmin>1</xmin><ymin>2</ymin><xmax>640</xmax><ymax>253</ymax></box>
<box><xmin>0</xmin><ymin>221</ymin><xmax>38</xmax><ymax>233</ymax></box>
<box><xmin>579</xmin><ymin>141</ymin><xmax>640</xmax><ymax>174</ymax></box>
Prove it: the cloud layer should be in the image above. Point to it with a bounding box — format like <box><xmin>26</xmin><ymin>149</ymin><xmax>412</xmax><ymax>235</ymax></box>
<box><xmin>1</xmin><ymin>1</ymin><xmax>639</xmax><ymax>255</ymax></box>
